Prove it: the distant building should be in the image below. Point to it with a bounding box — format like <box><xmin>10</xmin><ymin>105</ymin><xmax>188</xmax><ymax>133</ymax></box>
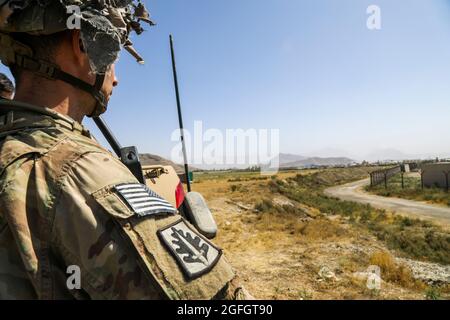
<box><xmin>401</xmin><ymin>163</ymin><xmax>410</xmax><ymax>173</ymax></box>
<box><xmin>421</xmin><ymin>162</ymin><xmax>450</xmax><ymax>188</ymax></box>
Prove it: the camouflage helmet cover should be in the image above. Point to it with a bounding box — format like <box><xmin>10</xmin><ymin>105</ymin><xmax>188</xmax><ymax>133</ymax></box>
<box><xmin>0</xmin><ymin>0</ymin><xmax>154</xmax><ymax>73</ymax></box>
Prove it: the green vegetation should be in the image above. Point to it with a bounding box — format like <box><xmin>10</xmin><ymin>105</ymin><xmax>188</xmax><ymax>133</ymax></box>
<box><xmin>195</xmin><ymin>169</ymin><xmax>304</xmax><ymax>183</ymax></box>
<box><xmin>196</xmin><ymin>170</ymin><xmax>270</xmax><ymax>183</ymax></box>
<box><xmin>366</xmin><ymin>174</ymin><xmax>450</xmax><ymax>207</ymax></box>
<box><xmin>228</xmin><ymin>176</ymin><xmax>270</xmax><ymax>183</ymax></box>
<box><xmin>267</xmin><ymin>168</ymin><xmax>450</xmax><ymax>265</ymax></box>
<box><xmin>424</xmin><ymin>286</ymin><xmax>442</xmax><ymax>300</ymax></box>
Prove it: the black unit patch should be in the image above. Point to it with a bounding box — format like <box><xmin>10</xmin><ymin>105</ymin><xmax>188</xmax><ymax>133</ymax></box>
<box><xmin>114</xmin><ymin>183</ymin><xmax>177</xmax><ymax>217</ymax></box>
<box><xmin>158</xmin><ymin>219</ymin><xmax>222</xmax><ymax>279</ymax></box>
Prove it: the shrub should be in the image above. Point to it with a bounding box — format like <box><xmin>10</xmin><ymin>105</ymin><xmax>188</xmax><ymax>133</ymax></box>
<box><xmin>369</xmin><ymin>251</ymin><xmax>413</xmax><ymax>286</ymax></box>
<box><xmin>425</xmin><ymin>287</ymin><xmax>442</xmax><ymax>300</ymax></box>
<box><xmin>255</xmin><ymin>199</ymin><xmax>274</xmax><ymax>212</ymax></box>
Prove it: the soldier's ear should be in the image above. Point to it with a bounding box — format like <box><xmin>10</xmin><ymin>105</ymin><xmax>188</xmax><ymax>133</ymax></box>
<box><xmin>71</xmin><ymin>30</ymin><xmax>87</xmax><ymax>62</ymax></box>
<box><xmin>79</xmin><ymin>39</ymin><xmax>86</xmax><ymax>53</ymax></box>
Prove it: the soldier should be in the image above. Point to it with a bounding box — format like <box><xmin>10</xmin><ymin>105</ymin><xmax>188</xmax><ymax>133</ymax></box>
<box><xmin>0</xmin><ymin>73</ymin><xmax>14</xmax><ymax>99</ymax></box>
<box><xmin>0</xmin><ymin>0</ymin><xmax>251</xmax><ymax>300</ymax></box>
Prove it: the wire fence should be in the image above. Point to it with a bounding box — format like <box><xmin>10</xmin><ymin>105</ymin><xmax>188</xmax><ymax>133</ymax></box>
<box><xmin>369</xmin><ymin>166</ymin><xmax>402</xmax><ymax>187</ymax></box>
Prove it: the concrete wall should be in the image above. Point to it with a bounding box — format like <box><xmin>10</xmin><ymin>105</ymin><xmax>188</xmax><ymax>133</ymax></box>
<box><xmin>422</xmin><ymin>163</ymin><xmax>450</xmax><ymax>188</ymax></box>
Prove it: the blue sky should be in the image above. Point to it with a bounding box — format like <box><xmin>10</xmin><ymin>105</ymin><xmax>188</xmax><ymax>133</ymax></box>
<box><xmin>2</xmin><ymin>0</ymin><xmax>450</xmax><ymax>161</ymax></box>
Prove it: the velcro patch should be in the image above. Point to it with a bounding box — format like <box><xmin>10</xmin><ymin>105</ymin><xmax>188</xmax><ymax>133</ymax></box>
<box><xmin>114</xmin><ymin>183</ymin><xmax>177</xmax><ymax>217</ymax></box>
<box><xmin>158</xmin><ymin>219</ymin><xmax>222</xmax><ymax>280</ymax></box>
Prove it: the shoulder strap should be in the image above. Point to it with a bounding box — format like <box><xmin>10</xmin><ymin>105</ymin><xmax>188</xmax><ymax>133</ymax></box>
<box><xmin>0</xmin><ymin>100</ymin><xmax>74</xmax><ymax>123</ymax></box>
<box><xmin>0</xmin><ymin>100</ymin><xmax>89</xmax><ymax>135</ymax></box>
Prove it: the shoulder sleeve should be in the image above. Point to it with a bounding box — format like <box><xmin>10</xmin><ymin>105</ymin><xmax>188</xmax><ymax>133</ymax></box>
<box><xmin>53</xmin><ymin>151</ymin><xmax>236</xmax><ymax>300</ymax></box>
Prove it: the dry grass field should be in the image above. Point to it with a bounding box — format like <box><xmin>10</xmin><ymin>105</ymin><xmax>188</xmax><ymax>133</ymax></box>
<box><xmin>192</xmin><ymin>167</ymin><xmax>450</xmax><ymax>300</ymax></box>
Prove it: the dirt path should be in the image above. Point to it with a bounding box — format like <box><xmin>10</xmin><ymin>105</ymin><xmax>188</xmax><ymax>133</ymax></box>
<box><xmin>324</xmin><ymin>179</ymin><xmax>450</xmax><ymax>226</ymax></box>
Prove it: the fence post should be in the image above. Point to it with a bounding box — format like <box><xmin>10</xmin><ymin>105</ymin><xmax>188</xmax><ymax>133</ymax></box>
<box><xmin>384</xmin><ymin>172</ymin><xmax>388</xmax><ymax>189</ymax></box>
<box><xmin>420</xmin><ymin>170</ymin><xmax>424</xmax><ymax>190</ymax></box>
<box><xmin>401</xmin><ymin>172</ymin><xmax>404</xmax><ymax>189</ymax></box>
<box><xmin>444</xmin><ymin>171</ymin><xmax>449</xmax><ymax>193</ymax></box>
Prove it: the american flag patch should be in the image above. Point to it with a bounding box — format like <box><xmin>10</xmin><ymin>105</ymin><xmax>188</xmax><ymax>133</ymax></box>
<box><xmin>114</xmin><ymin>183</ymin><xmax>177</xmax><ymax>217</ymax></box>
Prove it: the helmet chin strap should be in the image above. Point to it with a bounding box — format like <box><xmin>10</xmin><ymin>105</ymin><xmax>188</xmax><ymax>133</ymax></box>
<box><xmin>12</xmin><ymin>54</ymin><xmax>108</xmax><ymax>118</ymax></box>
<box><xmin>88</xmin><ymin>73</ymin><xmax>107</xmax><ymax>118</ymax></box>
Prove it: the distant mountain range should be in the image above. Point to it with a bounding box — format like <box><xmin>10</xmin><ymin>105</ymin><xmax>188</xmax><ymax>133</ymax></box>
<box><xmin>279</xmin><ymin>153</ymin><xmax>355</xmax><ymax>168</ymax></box>
<box><xmin>139</xmin><ymin>154</ymin><xmax>186</xmax><ymax>173</ymax></box>
<box><xmin>139</xmin><ymin>153</ymin><xmax>356</xmax><ymax>172</ymax></box>
<box><xmin>278</xmin><ymin>153</ymin><xmax>307</xmax><ymax>163</ymax></box>
<box><xmin>363</xmin><ymin>149</ymin><xmax>412</xmax><ymax>162</ymax></box>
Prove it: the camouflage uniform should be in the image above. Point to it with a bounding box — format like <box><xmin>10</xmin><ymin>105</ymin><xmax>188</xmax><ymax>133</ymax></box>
<box><xmin>0</xmin><ymin>100</ymin><xmax>246</xmax><ymax>299</ymax></box>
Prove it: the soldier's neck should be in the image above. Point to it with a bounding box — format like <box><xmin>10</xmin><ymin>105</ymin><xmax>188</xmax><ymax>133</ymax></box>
<box><xmin>14</xmin><ymin>76</ymin><xmax>92</xmax><ymax>123</ymax></box>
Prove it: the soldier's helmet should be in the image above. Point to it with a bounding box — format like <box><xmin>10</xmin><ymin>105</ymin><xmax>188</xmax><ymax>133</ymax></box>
<box><xmin>0</xmin><ymin>0</ymin><xmax>154</xmax><ymax>116</ymax></box>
